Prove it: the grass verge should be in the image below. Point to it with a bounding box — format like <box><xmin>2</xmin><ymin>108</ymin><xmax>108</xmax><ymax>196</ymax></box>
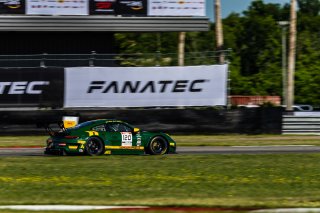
<box><xmin>174</xmin><ymin>135</ymin><xmax>320</xmax><ymax>146</ymax></box>
<box><xmin>1</xmin><ymin>154</ymin><xmax>320</xmax><ymax>209</ymax></box>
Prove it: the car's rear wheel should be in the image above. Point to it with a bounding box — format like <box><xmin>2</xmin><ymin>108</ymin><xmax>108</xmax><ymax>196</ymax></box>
<box><xmin>85</xmin><ymin>137</ymin><xmax>104</xmax><ymax>156</ymax></box>
<box><xmin>148</xmin><ymin>136</ymin><xmax>168</xmax><ymax>155</ymax></box>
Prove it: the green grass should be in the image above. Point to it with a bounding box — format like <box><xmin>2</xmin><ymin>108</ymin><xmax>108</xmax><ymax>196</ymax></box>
<box><xmin>1</xmin><ymin>135</ymin><xmax>320</xmax><ymax>212</ymax></box>
<box><xmin>1</xmin><ymin>135</ymin><xmax>320</xmax><ymax>147</ymax></box>
<box><xmin>173</xmin><ymin>135</ymin><xmax>320</xmax><ymax>146</ymax></box>
<box><xmin>0</xmin><ymin>136</ymin><xmax>47</xmax><ymax>147</ymax></box>
<box><xmin>1</xmin><ymin>154</ymin><xmax>320</xmax><ymax>209</ymax></box>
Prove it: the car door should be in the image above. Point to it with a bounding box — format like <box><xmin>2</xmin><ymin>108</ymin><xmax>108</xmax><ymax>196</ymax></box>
<box><xmin>105</xmin><ymin>122</ymin><xmax>137</xmax><ymax>147</ymax></box>
<box><xmin>90</xmin><ymin>123</ymin><xmax>108</xmax><ymax>143</ymax></box>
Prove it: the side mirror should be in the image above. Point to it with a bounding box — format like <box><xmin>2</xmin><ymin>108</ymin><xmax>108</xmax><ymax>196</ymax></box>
<box><xmin>133</xmin><ymin>128</ymin><xmax>140</xmax><ymax>133</ymax></box>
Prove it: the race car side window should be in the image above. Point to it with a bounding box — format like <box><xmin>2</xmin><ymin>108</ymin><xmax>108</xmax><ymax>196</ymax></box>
<box><xmin>118</xmin><ymin>123</ymin><xmax>132</xmax><ymax>132</ymax></box>
<box><xmin>92</xmin><ymin>124</ymin><xmax>106</xmax><ymax>132</ymax></box>
<box><xmin>106</xmin><ymin>123</ymin><xmax>132</xmax><ymax>132</ymax></box>
<box><xmin>105</xmin><ymin>123</ymin><xmax>118</xmax><ymax>132</ymax></box>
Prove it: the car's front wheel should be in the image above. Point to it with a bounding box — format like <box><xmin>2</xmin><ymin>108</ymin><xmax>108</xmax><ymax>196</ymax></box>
<box><xmin>85</xmin><ymin>137</ymin><xmax>104</xmax><ymax>156</ymax></box>
<box><xmin>147</xmin><ymin>136</ymin><xmax>168</xmax><ymax>155</ymax></box>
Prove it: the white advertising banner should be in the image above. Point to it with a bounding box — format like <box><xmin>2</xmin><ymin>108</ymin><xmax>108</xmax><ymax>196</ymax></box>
<box><xmin>148</xmin><ymin>0</ymin><xmax>205</xmax><ymax>16</ymax></box>
<box><xmin>26</xmin><ymin>0</ymin><xmax>88</xmax><ymax>15</ymax></box>
<box><xmin>64</xmin><ymin>65</ymin><xmax>228</xmax><ymax>108</ymax></box>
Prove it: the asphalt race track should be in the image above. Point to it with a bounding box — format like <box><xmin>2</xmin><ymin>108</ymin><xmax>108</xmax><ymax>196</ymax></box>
<box><xmin>1</xmin><ymin>146</ymin><xmax>320</xmax><ymax>156</ymax></box>
<box><xmin>178</xmin><ymin>145</ymin><xmax>320</xmax><ymax>154</ymax></box>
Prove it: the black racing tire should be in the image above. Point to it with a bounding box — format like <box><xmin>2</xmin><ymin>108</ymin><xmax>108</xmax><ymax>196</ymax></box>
<box><xmin>147</xmin><ymin>136</ymin><xmax>168</xmax><ymax>155</ymax></box>
<box><xmin>85</xmin><ymin>137</ymin><xmax>105</xmax><ymax>156</ymax></box>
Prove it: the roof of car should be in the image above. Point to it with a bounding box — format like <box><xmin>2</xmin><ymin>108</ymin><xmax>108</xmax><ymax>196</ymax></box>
<box><xmin>90</xmin><ymin>119</ymin><xmax>124</xmax><ymax>124</ymax></box>
<box><xmin>75</xmin><ymin>119</ymin><xmax>124</xmax><ymax>128</ymax></box>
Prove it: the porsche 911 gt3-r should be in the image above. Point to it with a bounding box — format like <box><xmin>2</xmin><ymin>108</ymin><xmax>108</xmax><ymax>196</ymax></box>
<box><xmin>45</xmin><ymin>119</ymin><xmax>176</xmax><ymax>156</ymax></box>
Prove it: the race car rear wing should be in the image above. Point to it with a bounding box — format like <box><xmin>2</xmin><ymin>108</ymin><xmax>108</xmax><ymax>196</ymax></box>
<box><xmin>38</xmin><ymin>116</ymin><xmax>78</xmax><ymax>136</ymax></box>
<box><xmin>37</xmin><ymin>121</ymin><xmax>66</xmax><ymax>136</ymax></box>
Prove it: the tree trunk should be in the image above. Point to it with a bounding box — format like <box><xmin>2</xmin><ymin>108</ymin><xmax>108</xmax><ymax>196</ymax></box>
<box><xmin>215</xmin><ymin>0</ymin><xmax>224</xmax><ymax>64</ymax></box>
<box><xmin>178</xmin><ymin>32</ymin><xmax>186</xmax><ymax>66</ymax></box>
<box><xmin>286</xmin><ymin>0</ymin><xmax>297</xmax><ymax>112</ymax></box>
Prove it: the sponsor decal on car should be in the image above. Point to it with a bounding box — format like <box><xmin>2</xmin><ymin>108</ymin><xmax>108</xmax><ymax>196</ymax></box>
<box><xmin>137</xmin><ymin>133</ymin><xmax>142</xmax><ymax>146</ymax></box>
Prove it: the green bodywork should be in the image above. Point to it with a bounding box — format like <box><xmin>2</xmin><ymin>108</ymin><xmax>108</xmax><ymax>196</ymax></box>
<box><xmin>45</xmin><ymin>119</ymin><xmax>176</xmax><ymax>155</ymax></box>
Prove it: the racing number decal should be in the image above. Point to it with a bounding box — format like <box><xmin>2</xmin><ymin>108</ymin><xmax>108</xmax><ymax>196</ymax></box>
<box><xmin>121</xmin><ymin>132</ymin><xmax>132</xmax><ymax>147</ymax></box>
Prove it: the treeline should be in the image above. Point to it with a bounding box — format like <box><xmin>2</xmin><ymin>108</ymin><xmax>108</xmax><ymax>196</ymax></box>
<box><xmin>114</xmin><ymin>0</ymin><xmax>320</xmax><ymax>106</ymax></box>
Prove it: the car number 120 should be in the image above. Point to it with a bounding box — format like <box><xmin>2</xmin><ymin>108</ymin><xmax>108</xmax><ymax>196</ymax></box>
<box><xmin>121</xmin><ymin>132</ymin><xmax>132</xmax><ymax>146</ymax></box>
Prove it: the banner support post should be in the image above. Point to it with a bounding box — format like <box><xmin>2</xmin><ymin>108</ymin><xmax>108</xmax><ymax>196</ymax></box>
<box><xmin>225</xmin><ymin>49</ymin><xmax>232</xmax><ymax>109</ymax></box>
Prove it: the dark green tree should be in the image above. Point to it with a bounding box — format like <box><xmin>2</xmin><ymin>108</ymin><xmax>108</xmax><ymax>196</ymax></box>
<box><xmin>298</xmin><ymin>0</ymin><xmax>320</xmax><ymax>16</ymax></box>
<box><xmin>295</xmin><ymin>28</ymin><xmax>320</xmax><ymax>106</ymax></box>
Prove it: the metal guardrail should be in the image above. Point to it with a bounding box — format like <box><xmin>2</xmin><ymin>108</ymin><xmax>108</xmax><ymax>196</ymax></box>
<box><xmin>282</xmin><ymin>115</ymin><xmax>320</xmax><ymax>135</ymax></box>
<box><xmin>0</xmin><ymin>50</ymin><xmax>232</xmax><ymax>68</ymax></box>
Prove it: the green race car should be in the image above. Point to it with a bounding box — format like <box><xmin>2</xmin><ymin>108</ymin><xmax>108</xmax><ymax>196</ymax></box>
<box><xmin>45</xmin><ymin>119</ymin><xmax>176</xmax><ymax>156</ymax></box>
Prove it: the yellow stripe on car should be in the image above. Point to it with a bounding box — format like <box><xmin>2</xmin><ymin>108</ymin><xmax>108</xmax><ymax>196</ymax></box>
<box><xmin>86</xmin><ymin>131</ymin><xmax>99</xmax><ymax>136</ymax></box>
<box><xmin>105</xmin><ymin>146</ymin><xmax>144</xmax><ymax>150</ymax></box>
<box><xmin>68</xmin><ymin>146</ymin><xmax>78</xmax><ymax>149</ymax></box>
